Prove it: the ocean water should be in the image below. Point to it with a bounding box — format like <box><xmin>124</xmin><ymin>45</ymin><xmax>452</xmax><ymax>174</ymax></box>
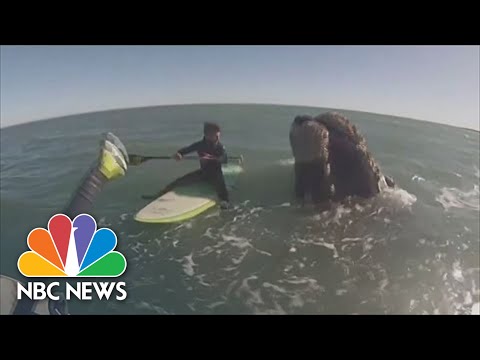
<box><xmin>1</xmin><ymin>104</ymin><xmax>479</xmax><ymax>314</ymax></box>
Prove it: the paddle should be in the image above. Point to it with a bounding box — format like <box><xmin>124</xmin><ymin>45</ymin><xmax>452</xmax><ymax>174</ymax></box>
<box><xmin>129</xmin><ymin>154</ymin><xmax>244</xmax><ymax>165</ymax></box>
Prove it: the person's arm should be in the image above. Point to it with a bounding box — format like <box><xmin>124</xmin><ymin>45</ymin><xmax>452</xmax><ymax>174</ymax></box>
<box><xmin>175</xmin><ymin>141</ymin><xmax>202</xmax><ymax>160</ymax></box>
<box><xmin>218</xmin><ymin>145</ymin><xmax>228</xmax><ymax>164</ymax></box>
<box><xmin>178</xmin><ymin>141</ymin><xmax>201</xmax><ymax>156</ymax></box>
<box><xmin>200</xmin><ymin>144</ymin><xmax>228</xmax><ymax>163</ymax></box>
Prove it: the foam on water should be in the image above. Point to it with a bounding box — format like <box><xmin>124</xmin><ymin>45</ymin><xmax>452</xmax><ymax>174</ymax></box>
<box><xmin>127</xmin><ymin>231</ymin><xmax>145</xmax><ymax>239</ymax></box>
<box><xmin>452</xmin><ymin>261</ymin><xmax>464</xmax><ymax>282</ymax></box>
<box><xmin>182</xmin><ymin>254</ymin><xmax>196</xmax><ymax>276</ymax></box>
<box><xmin>341</xmin><ymin>237</ymin><xmax>364</xmax><ymax>243</ymax></box>
<box><xmin>436</xmin><ymin>185</ymin><xmax>480</xmax><ymax>211</ymax></box>
<box><xmin>295</xmin><ymin>236</ymin><xmax>339</xmax><ymax>258</ymax></box>
<box><xmin>277</xmin><ymin>158</ymin><xmax>295</xmax><ymax>166</ymax></box>
<box><xmin>412</xmin><ymin>175</ymin><xmax>426</xmax><ymax>182</ymax></box>
<box><xmin>472</xmin><ymin>303</ymin><xmax>480</xmax><ymax>315</ymax></box>
<box><xmin>378</xmin><ymin>187</ymin><xmax>417</xmax><ymax>208</ymax></box>
<box><xmin>134</xmin><ymin>301</ymin><xmax>170</xmax><ymax>314</ymax></box>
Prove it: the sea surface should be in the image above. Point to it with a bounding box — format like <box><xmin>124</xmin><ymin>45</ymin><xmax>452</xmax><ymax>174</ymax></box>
<box><xmin>1</xmin><ymin>104</ymin><xmax>479</xmax><ymax>314</ymax></box>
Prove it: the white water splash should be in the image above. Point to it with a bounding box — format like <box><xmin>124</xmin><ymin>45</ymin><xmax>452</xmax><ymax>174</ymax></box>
<box><xmin>222</xmin><ymin>234</ymin><xmax>252</xmax><ymax>249</ymax></box>
<box><xmin>255</xmin><ymin>248</ymin><xmax>272</xmax><ymax>257</ymax></box>
<box><xmin>275</xmin><ymin>202</ymin><xmax>291</xmax><ymax>208</ymax></box>
<box><xmin>195</xmin><ymin>274</ymin><xmax>212</xmax><ymax>288</ymax></box>
<box><xmin>409</xmin><ymin>299</ymin><xmax>419</xmax><ymax>312</ymax></box>
<box><xmin>203</xmin><ymin>227</ymin><xmax>216</xmax><ymax>240</ymax></box>
<box><xmin>127</xmin><ymin>231</ymin><xmax>144</xmax><ymax>238</ymax></box>
<box><xmin>452</xmin><ymin>261</ymin><xmax>464</xmax><ymax>282</ymax></box>
<box><xmin>464</xmin><ymin>291</ymin><xmax>472</xmax><ymax>305</ymax></box>
<box><xmin>290</xmin><ymin>295</ymin><xmax>305</xmax><ymax>308</ymax></box>
<box><xmin>232</xmin><ymin>251</ymin><xmax>249</xmax><ymax>265</ymax></box>
<box><xmin>204</xmin><ymin>212</ymin><xmax>220</xmax><ymax>219</ymax></box>
<box><xmin>378</xmin><ymin>279</ymin><xmax>389</xmax><ymax>291</ymax></box>
<box><xmin>206</xmin><ymin>301</ymin><xmax>226</xmax><ymax>310</ymax></box>
<box><xmin>472</xmin><ymin>303</ymin><xmax>480</xmax><ymax>315</ymax></box>
<box><xmin>182</xmin><ymin>254</ymin><xmax>196</xmax><ymax>276</ymax></box>
<box><xmin>341</xmin><ymin>237</ymin><xmax>363</xmax><ymax>243</ymax></box>
<box><xmin>276</xmin><ymin>158</ymin><xmax>295</xmax><ymax>166</ymax></box>
<box><xmin>354</xmin><ymin>204</ymin><xmax>364</xmax><ymax>212</ymax></box>
<box><xmin>379</xmin><ymin>187</ymin><xmax>417</xmax><ymax>208</ymax></box>
<box><xmin>236</xmin><ymin>275</ymin><xmax>264</xmax><ymax>308</ymax></box>
<box><xmin>97</xmin><ymin>217</ymin><xmax>110</xmax><ymax>227</ymax></box>
<box><xmin>332</xmin><ymin>205</ymin><xmax>352</xmax><ymax>225</ymax></box>
<box><xmin>436</xmin><ymin>185</ymin><xmax>479</xmax><ymax>211</ymax></box>
<box><xmin>263</xmin><ymin>282</ymin><xmax>288</xmax><ymax>294</ymax></box>
<box><xmin>135</xmin><ymin>301</ymin><xmax>169</xmax><ymax>314</ymax></box>
<box><xmin>411</xmin><ymin>175</ymin><xmax>426</xmax><ymax>182</ymax></box>
<box><xmin>297</xmin><ymin>237</ymin><xmax>339</xmax><ymax>258</ymax></box>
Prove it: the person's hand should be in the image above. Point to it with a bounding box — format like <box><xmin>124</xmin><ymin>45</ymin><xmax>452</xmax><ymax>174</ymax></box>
<box><xmin>200</xmin><ymin>154</ymin><xmax>216</xmax><ymax>161</ymax></box>
<box><xmin>174</xmin><ymin>152</ymin><xmax>183</xmax><ymax>161</ymax></box>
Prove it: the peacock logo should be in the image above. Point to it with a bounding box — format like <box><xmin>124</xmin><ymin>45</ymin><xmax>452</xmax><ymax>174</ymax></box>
<box><xmin>18</xmin><ymin>214</ymin><xmax>127</xmax><ymax>277</ymax></box>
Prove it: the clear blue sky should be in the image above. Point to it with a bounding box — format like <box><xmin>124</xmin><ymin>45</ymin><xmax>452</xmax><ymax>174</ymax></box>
<box><xmin>1</xmin><ymin>46</ymin><xmax>479</xmax><ymax>129</ymax></box>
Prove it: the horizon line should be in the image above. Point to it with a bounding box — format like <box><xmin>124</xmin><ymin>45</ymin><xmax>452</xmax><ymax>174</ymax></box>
<box><xmin>1</xmin><ymin>102</ymin><xmax>479</xmax><ymax>133</ymax></box>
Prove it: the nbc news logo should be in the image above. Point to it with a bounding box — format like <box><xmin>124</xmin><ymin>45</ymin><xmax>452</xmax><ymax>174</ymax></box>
<box><xmin>17</xmin><ymin>214</ymin><xmax>127</xmax><ymax>301</ymax></box>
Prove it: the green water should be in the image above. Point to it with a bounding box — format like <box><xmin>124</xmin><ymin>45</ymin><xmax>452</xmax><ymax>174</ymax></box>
<box><xmin>1</xmin><ymin>104</ymin><xmax>479</xmax><ymax>314</ymax></box>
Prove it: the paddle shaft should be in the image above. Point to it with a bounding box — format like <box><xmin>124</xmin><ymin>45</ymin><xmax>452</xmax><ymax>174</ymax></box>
<box><xmin>129</xmin><ymin>154</ymin><xmax>243</xmax><ymax>165</ymax></box>
<box><xmin>130</xmin><ymin>154</ymin><xmax>242</xmax><ymax>161</ymax></box>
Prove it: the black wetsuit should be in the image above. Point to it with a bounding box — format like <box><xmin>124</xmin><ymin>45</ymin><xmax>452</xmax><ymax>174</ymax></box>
<box><xmin>162</xmin><ymin>138</ymin><xmax>229</xmax><ymax>202</ymax></box>
<box><xmin>178</xmin><ymin>137</ymin><xmax>228</xmax><ymax>168</ymax></box>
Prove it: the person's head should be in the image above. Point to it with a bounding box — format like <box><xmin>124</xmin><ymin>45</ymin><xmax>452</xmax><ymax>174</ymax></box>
<box><xmin>204</xmin><ymin>122</ymin><xmax>221</xmax><ymax>143</ymax></box>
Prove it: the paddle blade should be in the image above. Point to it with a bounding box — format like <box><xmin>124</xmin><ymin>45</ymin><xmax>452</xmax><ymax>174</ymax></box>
<box><xmin>129</xmin><ymin>154</ymin><xmax>147</xmax><ymax>165</ymax></box>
